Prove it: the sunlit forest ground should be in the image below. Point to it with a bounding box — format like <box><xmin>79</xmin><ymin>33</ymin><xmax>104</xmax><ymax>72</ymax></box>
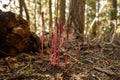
<box><xmin>0</xmin><ymin>0</ymin><xmax>120</xmax><ymax>80</ymax></box>
<box><xmin>0</xmin><ymin>34</ymin><xmax>120</xmax><ymax>80</ymax></box>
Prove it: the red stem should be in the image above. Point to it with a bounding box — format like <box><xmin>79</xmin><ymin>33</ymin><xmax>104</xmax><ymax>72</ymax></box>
<box><xmin>50</xmin><ymin>33</ymin><xmax>54</xmax><ymax>65</ymax></box>
<box><xmin>57</xmin><ymin>23</ymin><xmax>64</xmax><ymax>65</ymax></box>
<box><xmin>65</xmin><ymin>30</ymin><xmax>69</xmax><ymax>68</ymax></box>
<box><xmin>41</xmin><ymin>12</ymin><xmax>44</xmax><ymax>58</ymax></box>
<box><xmin>50</xmin><ymin>19</ymin><xmax>65</xmax><ymax>67</ymax></box>
<box><xmin>57</xmin><ymin>23</ymin><xmax>61</xmax><ymax>66</ymax></box>
<box><xmin>53</xmin><ymin>33</ymin><xmax>57</xmax><ymax>66</ymax></box>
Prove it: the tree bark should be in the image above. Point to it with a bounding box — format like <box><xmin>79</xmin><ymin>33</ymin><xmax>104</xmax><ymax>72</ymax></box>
<box><xmin>19</xmin><ymin>0</ymin><xmax>23</xmax><ymax>17</ymax></box>
<box><xmin>34</xmin><ymin>0</ymin><xmax>37</xmax><ymax>32</ymax></box>
<box><xmin>59</xmin><ymin>0</ymin><xmax>65</xmax><ymax>25</ymax></box>
<box><xmin>66</xmin><ymin>0</ymin><xmax>86</xmax><ymax>42</ymax></box>
<box><xmin>107</xmin><ymin>0</ymin><xmax>117</xmax><ymax>42</ymax></box>
<box><xmin>22</xmin><ymin>0</ymin><xmax>29</xmax><ymax>21</ymax></box>
<box><xmin>111</xmin><ymin>0</ymin><xmax>117</xmax><ymax>20</ymax></box>
<box><xmin>49</xmin><ymin>0</ymin><xmax>52</xmax><ymax>32</ymax></box>
<box><xmin>92</xmin><ymin>2</ymin><xmax>97</xmax><ymax>37</ymax></box>
<box><xmin>19</xmin><ymin>0</ymin><xmax>29</xmax><ymax>21</ymax></box>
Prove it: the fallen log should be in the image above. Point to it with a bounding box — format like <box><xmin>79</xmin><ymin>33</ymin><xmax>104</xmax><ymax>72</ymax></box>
<box><xmin>0</xmin><ymin>10</ymin><xmax>40</xmax><ymax>57</ymax></box>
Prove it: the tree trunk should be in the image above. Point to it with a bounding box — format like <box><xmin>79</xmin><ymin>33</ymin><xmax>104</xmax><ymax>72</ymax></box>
<box><xmin>92</xmin><ymin>2</ymin><xmax>97</xmax><ymax>37</ymax></box>
<box><xmin>34</xmin><ymin>0</ymin><xmax>37</xmax><ymax>32</ymax></box>
<box><xmin>111</xmin><ymin>0</ymin><xmax>117</xmax><ymax>20</ymax></box>
<box><xmin>66</xmin><ymin>0</ymin><xmax>86</xmax><ymax>42</ymax></box>
<box><xmin>49</xmin><ymin>0</ymin><xmax>52</xmax><ymax>32</ymax></box>
<box><xmin>18</xmin><ymin>0</ymin><xmax>29</xmax><ymax>21</ymax></box>
<box><xmin>19</xmin><ymin>0</ymin><xmax>29</xmax><ymax>21</ymax></box>
<box><xmin>107</xmin><ymin>0</ymin><xmax>117</xmax><ymax>42</ymax></box>
<box><xmin>59</xmin><ymin>0</ymin><xmax>65</xmax><ymax>25</ymax></box>
<box><xmin>19</xmin><ymin>0</ymin><xmax>23</xmax><ymax>17</ymax></box>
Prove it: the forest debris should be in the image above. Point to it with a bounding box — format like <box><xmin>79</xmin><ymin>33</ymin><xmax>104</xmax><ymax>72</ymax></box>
<box><xmin>94</xmin><ymin>67</ymin><xmax>120</xmax><ymax>79</ymax></box>
<box><xmin>56</xmin><ymin>73</ymin><xmax>63</xmax><ymax>80</ymax></box>
<box><xmin>7</xmin><ymin>73</ymin><xmax>51</xmax><ymax>80</ymax></box>
<box><xmin>16</xmin><ymin>54</ymin><xmax>32</xmax><ymax>73</ymax></box>
<box><xmin>94</xmin><ymin>67</ymin><xmax>120</xmax><ymax>80</ymax></box>
<box><xmin>82</xmin><ymin>59</ymin><xmax>94</xmax><ymax>64</ymax></box>
<box><xmin>94</xmin><ymin>67</ymin><xmax>115</xmax><ymax>75</ymax></box>
<box><xmin>6</xmin><ymin>57</ymin><xmax>18</xmax><ymax>68</ymax></box>
<box><xmin>72</xmin><ymin>74</ymin><xmax>81</xmax><ymax>80</ymax></box>
<box><xmin>68</xmin><ymin>54</ymin><xmax>80</xmax><ymax>62</ymax></box>
<box><xmin>0</xmin><ymin>67</ymin><xmax>6</xmax><ymax>72</ymax></box>
<box><xmin>91</xmin><ymin>73</ymin><xmax>101</xmax><ymax>80</ymax></box>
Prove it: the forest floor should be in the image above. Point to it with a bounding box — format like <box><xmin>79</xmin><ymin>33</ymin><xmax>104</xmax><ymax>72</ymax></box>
<box><xmin>0</xmin><ymin>39</ymin><xmax>120</xmax><ymax>80</ymax></box>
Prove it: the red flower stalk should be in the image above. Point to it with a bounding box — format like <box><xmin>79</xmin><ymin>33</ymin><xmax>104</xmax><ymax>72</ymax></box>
<box><xmin>58</xmin><ymin>24</ymin><xmax>64</xmax><ymax>50</ymax></box>
<box><xmin>65</xmin><ymin>29</ymin><xmax>69</xmax><ymax>68</ymax></box>
<box><xmin>50</xmin><ymin>33</ymin><xmax>57</xmax><ymax>66</ymax></box>
<box><xmin>50</xmin><ymin>18</ymin><xmax>58</xmax><ymax>66</ymax></box>
<box><xmin>50</xmin><ymin>33</ymin><xmax>54</xmax><ymax>65</ymax></box>
<box><xmin>57</xmin><ymin>49</ymin><xmax>60</xmax><ymax>66</ymax></box>
<box><xmin>56</xmin><ymin>23</ymin><xmax>62</xmax><ymax>66</ymax></box>
<box><xmin>53</xmin><ymin>32</ymin><xmax>57</xmax><ymax>66</ymax></box>
<box><xmin>49</xmin><ymin>19</ymin><xmax>65</xmax><ymax>67</ymax></box>
<box><xmin>57</xmin><ymin>23</ymin><xmax>64</xmax><ymax>65</ymax></box>
<box><xmin>41</xmin><ymin>12</ymin><xmax>44</xmax><ymax>58</ymax></box>
<box><xmin>56</xmin><ymin>23</ymin><xmax>59</xmax><ymax>66</ymax></box>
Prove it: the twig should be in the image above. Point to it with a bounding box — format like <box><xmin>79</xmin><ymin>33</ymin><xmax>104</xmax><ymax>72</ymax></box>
<box><xmin>72</xmin><ymin>74</ymin><xmax>81</xmax><ymax>80</ymax></box>
<box><xmin>91</xmin><ymin>73</ymin><xmax>101</xmax><ymax>80</ymax></box>
<box><xmin>68</xmin><ymin>54</ymin><xmax>80</xmax><ymax>63</ymax></box>
<box><xmin>94</xmin><ymin>67</ymin><xmax>115</xmax><ymax>75</ymax></box>
<box><xmin>16</xmin><ymin>54</ymin><xmax>32</xmax><ymax>73</ymax></box>
<box><xmin>0</xmin><ymin>50</ymin><xmax>8</xmax><ymax>56</ymax></box>
<box><xmin>94</xmin><ymin>67</ymin><xmax>120</xmax><ymax>79</ymax></box>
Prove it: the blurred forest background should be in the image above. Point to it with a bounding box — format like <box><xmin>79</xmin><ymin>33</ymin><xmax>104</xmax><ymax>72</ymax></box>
<box><xmin>0</xmin><ymin>0</ymin><xmax>120</xmax><ymax>79</ymax></box>
<box><xmin>0</xmin><ymin>0</ymin><xmax>120</xmax><ymax>42</ymax></box>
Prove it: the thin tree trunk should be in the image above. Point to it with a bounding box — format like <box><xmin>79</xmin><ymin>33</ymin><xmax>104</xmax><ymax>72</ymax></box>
<box><xmin>59</xmin><ymin>0</ymin><xmax>65</xmax><ymax>25</ymax></box>
<box><xmin>107</xmin><ymin>0</ymin><xmax>117</xmax><ymax>42</ymax></box>
<box><xmin>34</xmin><ymin>0</ymin><xmax>37</xmax><ymax>32</ymax></box>
<box><xmin>66</xmin><ymin>0</ymin><xmax>86</xmax><ymax>42</ymax></box>
<box><xmin>19</xmin><ymin>0</ymin><xmax>23</xmax><ymax>17</ymax></box>
<box><xmin>92</xmin><ymin>2</ymin><xmax>97</xmax><ymax>37</ymax></box>
<box><xmin>54</xmin><ymin>0</ymin><xmax>59</xmax><ymax>18</ymax></box>
<box><xmin>22</xmin><ymin>0</ymin><xmax>29</xmax><ymax>21</ymax></box>
<box><xmin>111</xmin><ymin>0</ymin><xmax>117</xmax><ymax>20</ymax></box>
<box><xmin>49</xmin><ymin>0</ymin><xmax>52</xmax><ymax>32</ymax></box>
